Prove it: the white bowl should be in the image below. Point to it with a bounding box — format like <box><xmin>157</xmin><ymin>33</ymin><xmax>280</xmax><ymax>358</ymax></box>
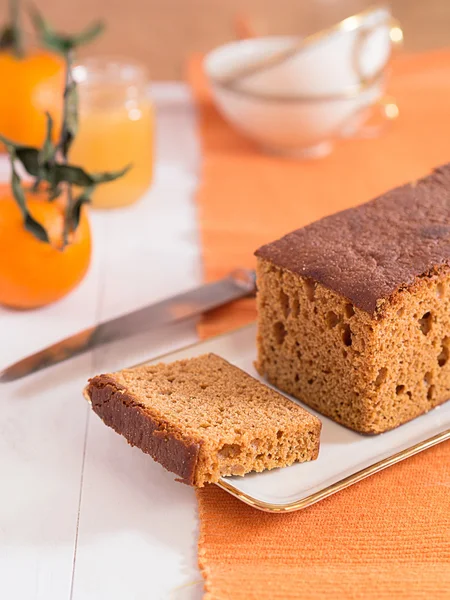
<box><xmin>204</xmin><ymin>5</ymin><xmax>399</xmax><ymax>156</ymax></box>
<box><xmin>207</xmin><ymin>78</ymin><xmax>385</xmax><ymax>158</ymax></box>
<box><xmin>205</xmin><ymin>6</ymin><xmax>394</xmax><ymax>98</ymax></box>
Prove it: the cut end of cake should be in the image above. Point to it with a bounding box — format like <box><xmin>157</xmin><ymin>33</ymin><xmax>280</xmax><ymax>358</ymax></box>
<box><xmin>254</xmin><ymin>163</ymin><xmax>450</xmax><ymax>434</ymax></box>
<box><xmin>86</xmin><ymin>353</ymin><xmax>321</xmax><ymax>486</ymax></box>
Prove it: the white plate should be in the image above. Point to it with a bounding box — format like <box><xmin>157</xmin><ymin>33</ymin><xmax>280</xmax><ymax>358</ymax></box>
<box><xmin>144</xmin><ymin>323</ymin><xmax>450</xmax><ymax>512</ymax></box>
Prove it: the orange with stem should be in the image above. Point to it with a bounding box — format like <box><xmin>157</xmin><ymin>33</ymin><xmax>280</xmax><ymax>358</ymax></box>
<box><xmin>0</xmin><ymin>0</ymin><xmax>64</xmax><ymax>148</ymax></box>
<box><xmin>0</xmin><ymin>12</ymin><xmax>127</xmax><ymax>310</ymax></box>
<box><xmin>0</xmin><ymin>185</ymin><xmax>91</xmax><ymax>309</ymax></box>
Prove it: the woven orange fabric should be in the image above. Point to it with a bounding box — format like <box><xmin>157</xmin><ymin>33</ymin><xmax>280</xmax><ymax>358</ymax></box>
<box><xmin>189</xmin><ymin>50</ymin><xmax>450</xmax><ymax>599</ymax></box>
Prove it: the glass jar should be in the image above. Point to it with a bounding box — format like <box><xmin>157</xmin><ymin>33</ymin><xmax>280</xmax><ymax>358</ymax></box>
<box><xmin>70</xmin><ymin>57</ymin><xmax>154</xmax><ymax>209</ymax></box>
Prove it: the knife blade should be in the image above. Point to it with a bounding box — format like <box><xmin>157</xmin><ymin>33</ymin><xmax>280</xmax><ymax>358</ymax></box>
<box><xmin>0</xmin><ymin>269</ymin><xmax>256</xmax><ymax>382</ymax></box>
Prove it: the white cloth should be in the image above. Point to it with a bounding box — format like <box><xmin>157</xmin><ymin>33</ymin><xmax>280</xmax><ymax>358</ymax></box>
<box><xmin>0</xmin><ymin>83</ymin><xmax>203</xmax><ymax>600</ymax></box>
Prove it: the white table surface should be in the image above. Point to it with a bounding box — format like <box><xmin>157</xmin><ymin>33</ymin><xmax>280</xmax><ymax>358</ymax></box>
<box><xmin>0</xmin><ymin>83</ymin><xmax>204</xmax><ymax>600</ymax></box>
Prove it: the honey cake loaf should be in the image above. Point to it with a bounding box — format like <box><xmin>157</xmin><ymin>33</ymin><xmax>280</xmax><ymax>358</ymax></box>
<box><xmin>255</xmin><ymin>163</ymin><xmax>450</xmax><ymax>434</ymax></box>
<box><xmin>86</xmin><ymin>353</ymin><xmax>321</xmax><ymax>486</ymax></box>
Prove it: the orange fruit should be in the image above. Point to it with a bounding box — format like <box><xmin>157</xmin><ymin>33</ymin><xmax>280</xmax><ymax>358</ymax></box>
<box><xmin>0</xmin><ymin>185</ymin><xmax>91</xmax><ymax>309</ymax></box>
<box><xmin>0</xmin><ymin>49</ymin><xmax>64</xmax><ymax>148</ymax></box>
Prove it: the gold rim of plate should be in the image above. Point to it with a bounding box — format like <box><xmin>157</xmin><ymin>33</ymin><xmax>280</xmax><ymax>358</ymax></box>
<box><xmin>217</xmin><ymin>428</ymin><xmax>450</xmax><ymax>513</ymax></box>
<box><xmin>83</xmin><ymin>322</ymin><xmax>450</xmax><ymax>513</ymax></box>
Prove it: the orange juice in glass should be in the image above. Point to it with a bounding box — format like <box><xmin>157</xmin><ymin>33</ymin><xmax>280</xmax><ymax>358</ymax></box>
<box><xmin>70</xmin><ymin>58</ymin><xmax>154</xmax><ymax>209</ymax></box>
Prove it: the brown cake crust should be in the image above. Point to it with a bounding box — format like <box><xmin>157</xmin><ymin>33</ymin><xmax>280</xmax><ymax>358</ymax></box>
<box><xmin>86</xmin><ymin>355</ymin><xmax>321</xmax><ymax>486</ymax></box>
<box><xmin>87</xmin><ymin>375</ymin><xmax>201</xmax><ymax>485</ymax></box>
<box><xmin>255</xmin><ymin>163</ymin><xmax>450</xmax><ymax>314</ymax></box>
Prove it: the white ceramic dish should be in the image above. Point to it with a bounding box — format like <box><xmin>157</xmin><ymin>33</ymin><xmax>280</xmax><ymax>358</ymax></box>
<box><xmin>205</xmin><ymin>6</ymin><xmax>393</xmax><ymax>97</ymax></box>
<box><xmin>206</xmin><ymin>79</ymin><xmax>384</xmax><ymax>158</ymax></box>
<box><xmin>204</xmin><ymin>5</ymin><xmax>401</xmax><ymax>156</ymax></box>
<box><xmin>144</xmin><ymin>323</ymin><xmax>450</xmax><ymax>512</ymax></box>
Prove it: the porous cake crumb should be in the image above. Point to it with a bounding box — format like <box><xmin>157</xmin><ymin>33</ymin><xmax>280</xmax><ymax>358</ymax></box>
<box><xmin>255</xmin><ymin>163</ymin><xmax>450</xmax><ymax>434</ymax></box>
<box><xmin>86</xmin><ymin>353</ymin><xmax>321</xmax><ymax>486</ymax></box>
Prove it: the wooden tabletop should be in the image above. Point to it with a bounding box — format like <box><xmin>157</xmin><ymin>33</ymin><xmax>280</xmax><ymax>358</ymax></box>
<box><xmin>4</xmin><ymin>0</ymin><xmax>450</xmax><ymax>79</ymax></box>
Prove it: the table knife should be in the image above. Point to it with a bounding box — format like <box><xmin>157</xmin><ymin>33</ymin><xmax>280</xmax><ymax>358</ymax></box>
<box><xmin>0</xmin><ymin>269</ymin><xmax>256</xmax><ymax>382</ymax></box>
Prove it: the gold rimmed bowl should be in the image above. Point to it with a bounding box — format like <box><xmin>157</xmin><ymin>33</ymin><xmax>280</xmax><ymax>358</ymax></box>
<box><xmin>204</xmin><ymin>4</ymin><xmax>402</xmax><ymax>158</ymax></box>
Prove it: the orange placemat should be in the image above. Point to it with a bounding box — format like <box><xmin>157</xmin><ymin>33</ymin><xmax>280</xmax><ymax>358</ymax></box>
<box><xmin>188</xmin><ymin>50</ymin><xmax>450</xmax><ymax>599</ymax></box>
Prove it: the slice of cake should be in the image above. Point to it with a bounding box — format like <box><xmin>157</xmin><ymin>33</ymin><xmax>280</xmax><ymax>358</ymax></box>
<box><xmin>86</xmin><ymin>353</ymin><xmax>321</xmax><ymax>486</ymax></box>
<box><xmin>255</xmin><ymin>163</ymin><xmax>450</xmax><ymax>434</ymax></box>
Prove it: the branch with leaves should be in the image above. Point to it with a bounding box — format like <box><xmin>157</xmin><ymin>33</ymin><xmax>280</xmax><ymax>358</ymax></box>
<box><xmin>0</xmin><ymin>127</ymin><xmax>129</xmax><ymax>244</ymax></box>
<box><xmin>1</xmin><ymin>10</ymin><xmax>130</xmax><ymax>248</ymax></box>
<box><xmin>0</xmin><ymin>0</ymin><xmax>24</xmax><ymax>59</ymax></box>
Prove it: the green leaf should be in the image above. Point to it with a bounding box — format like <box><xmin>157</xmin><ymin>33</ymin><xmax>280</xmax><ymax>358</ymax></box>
<box><xmin>0</xmin><ymin>26</ymin><xmax>15</xmax><ymax>49</ymax></box>
<box><xmin>0</xmin><ymin>1</ymin><xmax>25</xmax><ymax>58</ymax></box>
<box><xmin>10</xmin><ymin>153</ymin><xmax>28</xmax><ymax>212</ymax></box>
<box><xmin>24</xmin><ymin>213</ymin><xmax>50</xmax><ymax>243</ymax></box>
<box><xmin>16</xmin><ymin>147</ymin><xmax>40</xmax><ymax>177</ymax></box>
<box><xmin>91</xmin><ymin>164</ymin><xmax>132</xmax><ymax>184</ymax></box>
<box><xmin>72</xmin><ymin>21</ymin><xmax>104</xmax><ymax>47</ymax></box>
<box><xmin>29</xmin><ymin>6</ymin><xmax>66</xmax><ymax>53</ymax></box>
<box><xmin>10</xmin><ymin>0</ymin><xmax>24</xmax><ymax>59</ymax></box>
<box><xmin>10</xmin><ymin>150</ymin><xmax>49</xmax><ymax>244</ymax></box>
<box><xmin>45</xmin><ymin>163</ymin><xmax>130</xmax><ymax>188</ymax></box>
<box><xmin>52</xmin><ymin>164</ymin><xmax>94</xmax><ymax>187</ymax></box>
<box><xmin>61</xmin><ymin>82</ymin><xmax>78</xmax><ymax>156</ymax></box>
<box><xmin>0</xmin><ymin>134</ymin><xmax>43</xmax><ymax>179</ymax></box>
<box><xmin>48</xmin><ymin>185</ymin><xmax>62</xmax><ymax>201</ymax></box>
<box><xmin>40</xmin><ymin>112</ymin><xmax>56</xmax><ymax>164</ymax></box>
<box><xmin>0</xmin><ymin>132</ymin><xmax>18</xmax><ymax>149</ymax></box>
<box><xmin>70</xmin><ymin>186</ymin><xmax>93</xmax><ymax>231</ymax></box>
<box><xmin>31</xmin><ymin>6</ymin><xmax>104</xmax><ymax>54</ymax></box>
<box><xmin>3</xmin><ymin>149</ymin><xmax>128</xmax><ymax>191</ymax></box>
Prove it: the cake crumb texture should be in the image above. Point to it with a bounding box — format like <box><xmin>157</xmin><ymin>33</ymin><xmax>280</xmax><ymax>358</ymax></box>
<box><xmin>255</xmin><ymin>164</ymin><xmax>450</xmax><ymax>434</ymax></box>
<box><xmin>256</xmin><ymin>238</ymin><xmax>450</xmax><ymax>433</ymax></box>
<box><xmin>87</xmin><ymin>353</ymin><xmax>321</xmax><ymax>486</ymax></box>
